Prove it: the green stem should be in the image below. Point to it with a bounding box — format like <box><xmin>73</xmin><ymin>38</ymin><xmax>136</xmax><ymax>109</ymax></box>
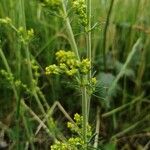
<box><xmin>0</xmin><ymin>47</ymin><xmax>20</xmax><ymax>149</ymax></box>
<box><xmin>61</xmin><ymin>0</ymin><xmax>80</xmax><ymax>60</ymax></box>
<box><xmin>102</xmin><ymin>93</ymin><xmax>144</xmax><ymax>118</ymax></box>
<box><xmin>24</xmin><ymin>46</ymin><xmax>56</xmax><ymax>137</ymax></box>
<box><xmin>22</xmin><ymin>110</ymin><xmax>35</xmax><ymax>150</ymax></box>
<box><xmin>93</xmin><ymin>106</ymin><xmax>100</xmax><ymax>148</ymax></box>
<box><xmin>86</xmin><ymin>0</ymin><xmax>92</xmax><ymax>117</ymax></box>
<box><xmin>86</xmin><ymin>0</ymin><xmax>92</xmax><ymax>65</ymax></box>
<box><xmin>14</xmin><ymin>0</ymin><xmax>57</xmax><ymax>140</ymax></box>
<box><xmin>102</xmin><ymin>0</ymin><xmax>114</xmax><ymax>71</ymax></box>
<box><xmin>111</xmin><ymin>114</ymin><xmax>150</xmax><ymax>140</ymax></box>
<box><xmin>20</xmin><ymin>0</ymin><xmax>46</xmax><ymax>115</ymax></box>
<box><xmin>23</xmin><ymin>44</ymin><xmax>46</xmax><ymax>113</ymax></box>
<box><xmin>24</xmin><ymin>39</ymin><xmax>58</xmax><ymax>140</ymax></box>
<box><xmin>21</xmin><ymin>100</ymin><xmax>56</xmax><ymax>140</ymax></box>
<box><xmin>82</xmin><ymin>86</ymin><xmax>88</xmax><ymax>148</ymax></box>
<box><xmin>37</xmin><ymin>89</ymin><xmax>50</xmax><ymax>110</ymax></box>
<box><xmin>106</xmin><ymin>38</ymin><xmax>141</xmax><ymax>106</ymax></box>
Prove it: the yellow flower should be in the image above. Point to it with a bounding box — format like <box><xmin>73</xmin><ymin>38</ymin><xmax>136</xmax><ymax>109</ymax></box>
<box><xmin>27</xmin><ymin>28</ymin><xmax>34</xmax><ymax>38</ymax></box>
<box><xmin>79</xmin><ymin>58</ymin><xmax>91</xmax><ymax>74</ymax></box>
<box><xmin>43</xmin><ymin>0</ymin><xmax>61</xmax><ymax>11</ymax></box>
<box><xmin>74</xmin><ymin>113</ymin><xmax>81</xmax><ymax>122</ymax></box>
<box><xmin>45</xmin><ymin>64</ymin><xmax>60</xmax><ymax>75</ymax></box>
<box><xmin>67</xmin><ymin>122</ymin><xmax>74</xmax><ymax>129</ymax></box>
<box><xmin>91</xmin><ymin>77</ymin><xmax>97</xmax><ymax>85</ymax></box>
<box><xmin>72</xmin><ymin>0</ymin><xmax>87</xmax><ymax>27</ymax></box>
<box><xmin>56</xmin><ymin>50</ymin><xmax>66</xmax><ymax>61</ymax></box>
<box><xmin>81</xmin><ymin>59</ymin><xmax>91</xmax><ymax>68</ymax></box>
<box><xmin>56</xmin><ymin>50</ymin><xmax>76</xmax><ymax>63</ymax></box>
<box><xmin>59</xmin><ymin>63</ymin><xmax>68</xmax><ymax>72</ymax></box>
<box><xmin>45</xmin><ymin>50</ymin><xmax>92</xmax><ymax>77</ymax></box>
<box><xmin>68</xmin><ymin>137</ymin><xmax>84</xmax><ymax>146</ymax></box>
<box><xmin>66</xmin><ymin>59</ymin><xmax>76</xmax><ymax>68</ymax></box>
<box><xmin>66</xmin><ymin>69</ymin><xmax>78</xmax><ymax>76</ymax></box>
<box><xmin>0</xmin><ymin>17</ymin><xmax>12</xmax><ymax>24</ymax></box>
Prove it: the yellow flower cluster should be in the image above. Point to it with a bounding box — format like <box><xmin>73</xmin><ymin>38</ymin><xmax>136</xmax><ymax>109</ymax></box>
<box><xmin>51</xmin><ymin>113</ymin><xmax>92</xmax><ymax>150</ymax></box>
<box><xmin>0</xmin><ymin>69</ymin><xmax>29</xmax><ymax>93</ymax></box>
<box><xmin>45</xmin><ymin>64</ymin><xmax>60</xmax><ymax>75</ymax></box>
<box><xmin>67</xmin><ymin>113</ymin><xmax>92</xmax><ymax>138</ymax></box>
<box><xmin>51</xmin><ymin>141</ymin><xmax>70</xmax><ymax>150</ymax></box>
<box><xmin>72</xmin><ymin>0</ymin><xmax>87</xmax><ymax>27</ymax></box>
<box><xmin>31</xmin><ymin>60</ymin><xmax>40</xmax><ymax>78</ymax></box>
<box><xmin>74</xmin><ymin>113</ymin><xmax>81</xmax><ymax>122</ymax></box>
<box><xmin>0</xmin><ymin>69</ymin><xmax>14</xmax><ymax>84</ymax></box>
<box><xmin>0</xmin><ymin>17</ymin><xmax>12</xmax><ymax>24</ymax></box>
<box><xmin>56</xmin><ymin>50</ymin><xmax>76</xmax><ymax>63</ymax></box>
<box><xmin>42</xmin><ymin>0</ymin><xmax>61</xmax><ymax>11</ymax></box>
<box><xmin>86</xmin><ymin>77</ymin><xmax>98</xmax><ymax>94</ymax></box>
<box><xmin>91</xmin><ymin>77</ymin><xmax>97</xmax><ymax>85</ymax></box>
<box><xmin>45</xmin><ymin>50</ymin><xmax>91</xmax><ymax>76</ymax></box>
<box><xmin>51</xmin><ymin>138</ymin><xmax>83</xmax><ymax>150</ymax></box>
<box><xmin>0</xmin><ymin>18</ymin><xmax>34</xmax><ymax>44</ymax></box>
<box><xmin>79</xmin><ymin>58</ymin><xmax>91</xmax><ymax>74</ymax></box>
<box><xmin>18</xmin><ymin>27</ymin><xmax>34</xmax><ymax>44</ymax></box>
<box><xmin>68</xmin><ymin>137</ymin><xmax>84</xmax><ymax>147</ymax></box>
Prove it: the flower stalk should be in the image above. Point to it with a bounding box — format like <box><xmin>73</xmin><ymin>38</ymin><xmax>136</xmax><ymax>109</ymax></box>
<box><xmin>81</xmin><ymin>86</ymin><xmax>88</xmax><ymax>148</ymax></box>
<box><xmin>61</xmin><ymin>0</ymin><xmax>80</xmax><ymax>60</ymax></box>
<box><xmin>86</xmin><ymin>0</ymin><xmax>92</xmax><ymax>123</ymax></box>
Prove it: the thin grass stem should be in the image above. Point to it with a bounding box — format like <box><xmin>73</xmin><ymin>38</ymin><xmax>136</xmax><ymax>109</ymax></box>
<box><xmin>102</xmin><ymin>0</ymin><xmax>114</xmax><ymax>71</ymax></box>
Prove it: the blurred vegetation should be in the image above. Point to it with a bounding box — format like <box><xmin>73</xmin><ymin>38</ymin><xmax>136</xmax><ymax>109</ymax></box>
<box><xmin>0</xmin><ymin>0</ymin><xmax>150</xmax><ymax>149</ymax></box>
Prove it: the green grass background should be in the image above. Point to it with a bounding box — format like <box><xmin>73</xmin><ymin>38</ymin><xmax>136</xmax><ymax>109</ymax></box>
<box><xmin>0</xmin><ymin>0</ymin><xmax>150</xmax><ymax>149</ymax></box>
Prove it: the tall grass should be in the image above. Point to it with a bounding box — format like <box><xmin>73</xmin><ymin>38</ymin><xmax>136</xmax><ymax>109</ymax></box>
<box><xmin>0</xmin><ymin>0</ymin><xmax>150</xmax><ymax>149</ymax></box>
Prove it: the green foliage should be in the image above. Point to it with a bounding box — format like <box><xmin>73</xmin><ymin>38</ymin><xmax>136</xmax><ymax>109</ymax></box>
<box><xmin>0</xmin><ymin>0</ymin><xmax>150</xmax><ymax>149</ymax></box>
<box><xmin>114</xmin><ymin>61</ymin><xmax>135</xmax><ymax>79</ymax></box>
<box><xmin>0</xmin><ymin>17</ymin><xmax>34</xmax><ymax>44</ymax></box>
<box><xmin>103</xmin><ymin>143</ymin><xmax>116</xmax><ymax>150</ymax></box>
<box><xmin>0</xmin><ymin>69</ymin><xmax>29</xmax><ymax>92</ymax></box>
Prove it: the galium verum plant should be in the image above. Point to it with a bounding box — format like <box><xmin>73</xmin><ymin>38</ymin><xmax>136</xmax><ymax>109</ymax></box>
<box><xmin>44</xmin><ymin>0</ymin><xmax>93</xmax><ymax>148</ymax></box>
<box><xmin>51</xmin><ymin>113</ymin><xmax>92</xmax><ymax>150</ymax></box>
<box><xmin>45</xmin><ymin>50</ymin><xmax>97</xmax><ymax>94</ymax></box>
<box><xmin>45</xmin><ymin>50</ymin><xmax>97</xmax><ymax>149</ymax></box>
